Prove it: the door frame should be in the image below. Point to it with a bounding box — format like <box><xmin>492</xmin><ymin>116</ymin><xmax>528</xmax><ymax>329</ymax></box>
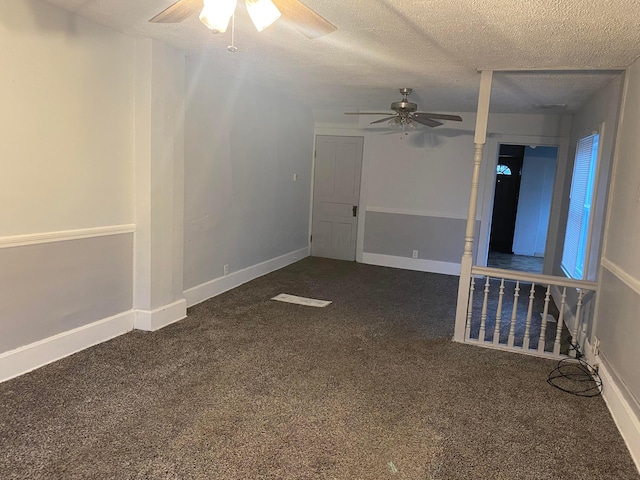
<box><xmin>310</xmin><ymin>129</ymin><xmax>371</xmax><ymax>262</ymax></box>
<box><xmin>477</xmin><ymin>134</ymin><xmax>570</xmax><ymax>275</ymax></box>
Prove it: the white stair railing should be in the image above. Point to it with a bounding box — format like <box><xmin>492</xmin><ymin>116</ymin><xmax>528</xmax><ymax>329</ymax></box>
<box><xmin>463</xmin><ymin>266</ymin><xmax>597</xmax><ymax>358</ymax></box>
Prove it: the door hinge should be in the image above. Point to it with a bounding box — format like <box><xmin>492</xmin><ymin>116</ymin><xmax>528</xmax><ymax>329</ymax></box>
<box><xmin>310</xmin><ymin>235</ymin><xmax>313</xmax><ymax>243</ymax></box>
<box><xmin>353</xmin><ymin>205</ymin><xmax>358</xmax><ymax>217</ymax></box>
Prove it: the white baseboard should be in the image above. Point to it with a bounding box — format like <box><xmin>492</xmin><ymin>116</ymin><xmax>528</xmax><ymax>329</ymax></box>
<box><xmin>134</xmin><ymin>299</ymin><xmax>187</xmax><ymax>332</ymax></box>
<box><xmin>0</xmin><ymin>310</ymin><xmax>134</xmax><ymax>383</ymax></box>
<box><xmin>595</xmin><ymin>352</ymin><xmax>640</xmax><ymax>472</ymax></box>
<box><xmin>362</xmin><ymin>252</ymin><xmax>461</xmax><ymax>276</ymax></box>
<box><xmin>184</xmin><ymin>247</ymin><xmax>310</xmax><ymax>308</ymax></box>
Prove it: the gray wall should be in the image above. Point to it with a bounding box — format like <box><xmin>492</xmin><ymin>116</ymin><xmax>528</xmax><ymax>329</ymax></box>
<box><xmin>551</xmin><ymin>75</ymin><xmax>624</xmax><ymax>279</ymax></box>
<box><xmin>0</xmin><ymin>235</ymin><xmax>133</xmax><ymax>353</ymax></box>
<box><xmin>595</xmin><ymin>58</ymin><xmax>640</xmax><ymax>416</ymax></box>
<box><xmin>596</xmin><ymin>269</ymin><xmax>640</xmax><ymax>419</ymax></box>
<box><xmin>543</xmin><ymin>74</ymin><xmax>625</xmax><ymax>345</ymax></box>
<box><xmin>326</xmin><ymin>110</ymin><xmax>572</xmax><ymax>271</ymax></box>
<box><xmin>184</xmin><ymin>61</ymin><xmax>315</xmax><ymax>290</ymax></box>
<box><xmin>0</xmin><ymin>1</ymin><xmax>136</xmax><ymax>355</ymax></box>
<box><xmin>364</xmin><ymin>212</ymin><xmax>480</xmax><ymax>263</ymax></box>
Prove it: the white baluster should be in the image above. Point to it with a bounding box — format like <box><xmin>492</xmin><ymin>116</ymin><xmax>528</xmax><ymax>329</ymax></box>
<box><xmin>479</xmin><ymin>276</ymin><xmax>490</xmax><ymax>343</ymax></box>
<box><xmin>493</xmin><ymin>278</ymin><xmax>505</xmax><ymax>345</ymax></box>
<box><xmin>537</xmin><ymin>285</ymin><xmax>551</xmax><ymax>353</ymax></box>
<box><xmin>507</xmin><ymin>281</ymin><xmax>520</xmax><ymax>348</ymax></box>
<box><xmin>522</xmin><ymin>283</ymin><xmax>536</xmax><ymax>350</ymax></box>
<box><xmin>465</xmin><ymin>277</ymin><xmax>475</xmax><ymax>341</ymax></box>
<box><xmin>553</xmin><ymin>287</ymin><xmax>567</xmax><ymax>356</ymax></box>
<box><xmin>570</xmin><ymin>289</ymin><xmax>585</xmax><ymax>357</ymax></box>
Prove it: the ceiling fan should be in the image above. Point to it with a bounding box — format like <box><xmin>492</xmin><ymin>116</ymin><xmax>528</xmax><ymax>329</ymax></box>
<box><xmin>345</xmin><ymin>88</ymin><xmax>463</xmax><ymax>129</ymax></box>
<box><xmin>149</xmin><ymin>0</ymin><xmax>337</xmax><ymax>39</ymax></box>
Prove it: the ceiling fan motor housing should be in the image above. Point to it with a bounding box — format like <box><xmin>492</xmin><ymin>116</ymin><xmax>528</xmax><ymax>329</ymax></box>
<box><xmin>391</xmin><ymin>87</ymin><xmax>417</xmax><ymax>114</ymax></box>
<box><xmin>391</xmin><ymin>100</ymin><xmax>418</xmax><ymax>114</ymax></box>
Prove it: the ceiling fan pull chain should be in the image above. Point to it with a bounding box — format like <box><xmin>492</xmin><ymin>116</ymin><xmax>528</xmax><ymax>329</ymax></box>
<box><xmin>227</xmin><ymin>13</ymin><xmax>238</xmax><ymax>52</ymax></box>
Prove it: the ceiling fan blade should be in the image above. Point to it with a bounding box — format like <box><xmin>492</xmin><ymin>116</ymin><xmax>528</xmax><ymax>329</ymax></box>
<box><xmin>149</xmin><ymin>0</ymin><xmax>202</xmax><ymax>23</ymax></box>
<box><xmin>271</xmin><ymin>0</ymin><xmax>337</xmax><ymax>39</ymax></box>
<box><xmin>370</xmin><ymin>116</ymin><xmax>399</xmax><ymax>124</ymax></box>
<box><xmin>411</xmin><ymin>116</ymin><xmax>443</xmax><ymax>128</ymax></box>
<box><xmin>414</xmin><ymin>112</ymin><xmax>463</xmax><ymax>122</ymax></box>
<box><xmin>345</xmin><ymin>112</ymin><xmax>395</xmax><ymax>116</ymax></box>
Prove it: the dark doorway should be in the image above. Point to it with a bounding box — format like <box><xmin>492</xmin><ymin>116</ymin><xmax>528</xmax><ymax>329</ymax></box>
<box><xmin>489</xmin><ymin>145</ymin><xmax>524</xmax><ymax>254</ymax></box>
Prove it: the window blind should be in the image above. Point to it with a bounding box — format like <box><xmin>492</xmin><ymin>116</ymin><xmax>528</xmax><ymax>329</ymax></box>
<box><xmin>561</xmin><ymin>133</ymin><xmax>599</xmax><ymax>279</ymax></box>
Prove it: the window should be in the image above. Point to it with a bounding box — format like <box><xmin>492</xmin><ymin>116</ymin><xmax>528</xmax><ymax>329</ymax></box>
<box><xmin>561</xmin><ymin>133</ymin><xmax>600</xmax><ymax>279</ymax></box>
<box><xmin>496</xmin><ymin>164</ymin><xmax>512</xmax><ymax>175</ymax></box>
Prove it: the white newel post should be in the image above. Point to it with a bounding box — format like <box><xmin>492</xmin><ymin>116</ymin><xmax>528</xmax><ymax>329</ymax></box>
<box><xmin>453</xmin><ymin>71</ymin><xmax>493</xmax><ymax>342</ymax></box>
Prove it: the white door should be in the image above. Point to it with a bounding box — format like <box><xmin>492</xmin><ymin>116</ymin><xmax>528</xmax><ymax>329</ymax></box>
<box><xmin>311</xmin><ymin>135</ymin><xmax>364</xmax><ymax>261</ymax></box>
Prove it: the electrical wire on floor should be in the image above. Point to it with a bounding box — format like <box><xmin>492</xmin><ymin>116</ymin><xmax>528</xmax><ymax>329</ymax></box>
<box><xmin>547</xmin><ymin>340</ymin><xmax>602</xmax><ymax>397</ymax></box>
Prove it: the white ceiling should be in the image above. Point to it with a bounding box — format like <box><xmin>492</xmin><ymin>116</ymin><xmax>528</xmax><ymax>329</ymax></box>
<box><xmin>42</xmin><ymin>0</ymin><xmax>639</xmax><ymax>112</ymax></box>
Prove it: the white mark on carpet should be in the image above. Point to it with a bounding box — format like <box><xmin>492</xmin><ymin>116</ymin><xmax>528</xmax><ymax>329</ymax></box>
<box><xmin>271</xmin><ymin>294</ymin><xmax>332</xmax><ymax>308</ymax></box>
<box><xmin>388</xmin><ymin>461</ymin><xmax>399</xmax><ymax>474</ymax></box>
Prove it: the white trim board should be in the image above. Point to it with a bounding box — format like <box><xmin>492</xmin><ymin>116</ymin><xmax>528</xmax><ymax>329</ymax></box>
<box><xmin>0</xmin><ymin>310</ymin><xmax>134</xmax><ymax>383</ymax></box>
<box><xmin>184</xmin><ymin>247</ymin><xmax>310</xmax><ymax>308</ymax></box>
<box><xmin>134</xmin><ymin>299</ymin><xmax>187</xmax><ymax>332</ymax></box>
<box><xmin>602</xmin><ymin>258</ymin><xmax>640</xmax><ymax>296</ymax></box>
<box><xmin>362</xmin><ymin>252</ymin><xmax>461</xmax><ymax>276</ymax></box>
<box><xmin>0</xmin><ymin>224</ymin><xmax>136</xmax><ymax>249</ymax></box>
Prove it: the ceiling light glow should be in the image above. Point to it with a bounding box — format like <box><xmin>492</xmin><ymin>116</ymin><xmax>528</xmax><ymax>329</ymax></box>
<box><xmin>246</xmin><ymin>0</ymin><xmax>281</xmax><ymax>32</ymax></box>
<box><xmin>199</xmin><ymin>0</ymin><xmax>237</xmax><ymax>33</ymax></box>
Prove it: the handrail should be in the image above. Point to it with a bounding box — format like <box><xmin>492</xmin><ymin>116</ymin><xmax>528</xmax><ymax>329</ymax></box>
<box><xmin>471</xmin><ymin>266</ymin><xmax>598</xmax><ymax>291</ymax></box>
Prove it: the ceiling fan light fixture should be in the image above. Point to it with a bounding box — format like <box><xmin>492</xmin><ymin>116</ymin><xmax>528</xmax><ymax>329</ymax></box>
<box><xmin>199</xmin><ymin>0</ymin><xmax>237</xmax><ymax>33</ymax></box>
<box><xmin>388</xmin><ymin>116</ymin><xmax>415</xmax><ymax>131</ymax></box>
<box><xmin>245</xmin><ymin>0</ymin><xmax>281</xmax><ymax>32</ymax></box>
<box><xmin>388</xmin><ymin>117</ymin><xmax>402</xmax><ymax>129</ymax></box>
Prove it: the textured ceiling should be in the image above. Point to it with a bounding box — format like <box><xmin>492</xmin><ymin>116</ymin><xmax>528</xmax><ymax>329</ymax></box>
<box><xmin>41</xmin><ymin>0</ymin><xmax>639</xmax><ymax>112</ymax></box>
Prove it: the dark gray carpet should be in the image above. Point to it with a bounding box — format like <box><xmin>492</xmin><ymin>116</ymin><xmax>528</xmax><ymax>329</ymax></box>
<box><xmin>1</xmin><ymin>257</ymin><xmax>638</xmax><ymax>479</ymax></box>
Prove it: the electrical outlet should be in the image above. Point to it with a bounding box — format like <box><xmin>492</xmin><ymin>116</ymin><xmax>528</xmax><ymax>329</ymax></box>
<box><xmin>412</xmin><ymin>249</ymin><xmax>418</xmax><ymax>259</ymax></box>
<box><xmin>223</xmin><ymin>264</ymin><xmax>229</xmax><ymax>276</ymax></box>
<box><xmin>293</xmin><ymin>173</ymin><xmax>298</xmax><ymax>182</ymax></box>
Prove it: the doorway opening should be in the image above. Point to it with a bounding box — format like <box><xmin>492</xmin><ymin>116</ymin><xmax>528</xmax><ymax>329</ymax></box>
<box><xmin>487</xmin><ymin>144</ymin><xmax>558</xmax><ymax>274</ymax></box>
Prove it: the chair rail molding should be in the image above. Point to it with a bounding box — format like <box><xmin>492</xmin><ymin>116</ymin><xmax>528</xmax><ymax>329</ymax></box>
<box><xmin>0</xmin><ymin>224</ymin><xmax>136</xmax><ymax>249</ymax></box>
<box><xmin>601</xmin><ymin>257</ymin><xmax>640</xmax><ymax>296</ymax></box>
